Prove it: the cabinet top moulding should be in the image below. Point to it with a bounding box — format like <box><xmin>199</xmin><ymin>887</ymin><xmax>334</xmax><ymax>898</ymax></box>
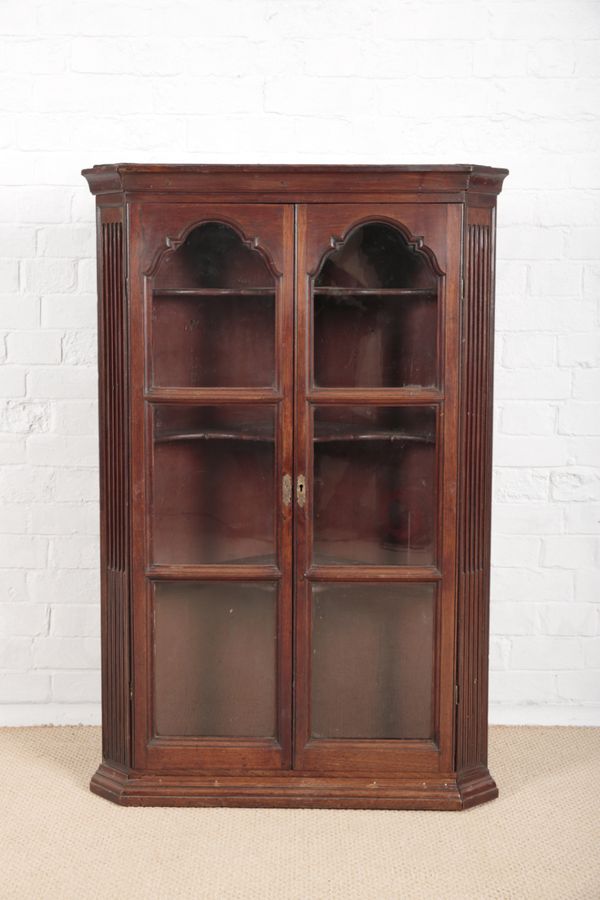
<box><xmin>82</xmin><ymin>163</ymin><xmax>508</xmax><ymax>199</ymax></box>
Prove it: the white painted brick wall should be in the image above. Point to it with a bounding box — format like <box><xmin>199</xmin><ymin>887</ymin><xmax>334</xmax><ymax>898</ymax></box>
<box><xmin>0</xmin><ymin>0</ymin><xmax>599</xmax><ymax>726</ymax></box>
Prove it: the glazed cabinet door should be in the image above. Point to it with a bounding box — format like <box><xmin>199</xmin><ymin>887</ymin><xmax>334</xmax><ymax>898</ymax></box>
<box><xmin>129</xmin><ymin>202</ymin><xmax>294</xmax><ymax>772</ymax></box>
<box><xmin>294</xmin><ymin>204</ymin><xmax>462</xmax><ymax>775</ymax></box>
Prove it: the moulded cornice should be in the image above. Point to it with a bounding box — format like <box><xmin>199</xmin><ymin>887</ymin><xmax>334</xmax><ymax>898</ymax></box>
<box><xmin>82</xmin><ymin>163</ymin><xmax>509</xmax><ymax>198</ymax></box>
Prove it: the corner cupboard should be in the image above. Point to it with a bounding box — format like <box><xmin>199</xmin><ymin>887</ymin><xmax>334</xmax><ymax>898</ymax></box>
<box><xmin>83</xmin><ymin>164</ymin><xmax>507</xmax><ymax>809</ymax></box>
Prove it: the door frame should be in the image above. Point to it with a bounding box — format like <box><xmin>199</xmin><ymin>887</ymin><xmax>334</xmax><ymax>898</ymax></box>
<box><xmin>292</xmin><ymin>202</ymin><xmax>462</xmax><ymax>775</ymax></box>
<box><xmin>128</xmin><ymin>200</ymin><xmax>295</xmax><ymax>773</ymax></box>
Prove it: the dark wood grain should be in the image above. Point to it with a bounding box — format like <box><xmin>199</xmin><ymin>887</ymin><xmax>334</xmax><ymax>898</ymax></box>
<box><xmin>83</xmin><ymin>164</ymin><xmax>507</xmax><ymax>809</ymax></box>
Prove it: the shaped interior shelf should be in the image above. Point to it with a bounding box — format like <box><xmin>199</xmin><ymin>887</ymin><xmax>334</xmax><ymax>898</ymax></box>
<box><xmin>314</xmin><ymin>422</ymin><xmax>435</xmax><ymax>444</ymax></box>
<box><xmin>312</xmin><ymin>548</ymin><xmax>435</xmax><ymax>567</ymax></box>
<box><xmin>218</xmin><ymin>553</ymin><xmax>279</xmax><ymax>566</ymax></box>
<box><xmin>153</xmin><ymin>288</ymin><xmax>275</xmax><ymax>297</ymax></box>
<box><xmin>155</xmin><ymin>426</ymin><xmax>274</xmax><ymax>443</ymax></box>
<box><xmin>154</xmin><ymin>423</ymin><xmax>435</xmax><ymax>444</ymax></box>
<box><xmin>313</xmin><ymin>287</ymin><xmax>436</xmax><ymax>297</ymax></box>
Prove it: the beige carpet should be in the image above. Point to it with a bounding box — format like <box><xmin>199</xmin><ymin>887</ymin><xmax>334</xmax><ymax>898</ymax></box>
<box><xmin>0</xmin><ymin>727</ymin><xmax>598</xmax><ymax>899</ymax></box>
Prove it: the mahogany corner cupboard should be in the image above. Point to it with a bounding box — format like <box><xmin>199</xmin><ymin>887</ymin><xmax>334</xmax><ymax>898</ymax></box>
<box><xmin>82</xmin><ymin>163</ymin><xmax>508</xmax><ymax>810</ymax></box>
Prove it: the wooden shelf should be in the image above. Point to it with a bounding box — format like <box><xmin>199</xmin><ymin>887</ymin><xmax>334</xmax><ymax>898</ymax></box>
<box><xmin>219</xmin><ymin>553</ymin><xmax>277</xmax><ymax>566</ymax></box>
<box><xmin>156</xmin><ymin>426</ymin><xmax>433</xmax><ymax>444</ymax></box>
<box><xmin>153</xmin><ymin>288</ymin><xmax>275</xmax><ymax>297</ymax></box>
<box><xmin>314</xmin><ymin>424</ymin><xmax>434</xmax><ymax>444</ymax></box>
<box><xmin>155</xmin><ymin>427</ymin><xmax>274</xmax><ymax>443</ymax></box>
<box><xmin>314</xmin><ymin>287</ymin><xmax>436</xmax><ymax>297</ymax></box>
<box><xmin>156</xmin><ymin>425</ymin><xmax>433</xmax><ymax>444</ymax></box>
<box><xmin>312</xmin><ymin>543</ymin><xmax>436</xmax><ymax>568</ymax></box>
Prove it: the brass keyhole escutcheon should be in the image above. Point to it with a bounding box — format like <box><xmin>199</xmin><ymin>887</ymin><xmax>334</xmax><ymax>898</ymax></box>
<box><xmin>297</xmin><ymin>475</ymin><xmax>306</xmax><ymax>508</ymax></box>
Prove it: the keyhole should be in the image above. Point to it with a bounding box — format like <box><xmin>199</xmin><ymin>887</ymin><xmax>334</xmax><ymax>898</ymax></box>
<box><xmin>297</xmin><ymin>475</ymin><xmax>306</xmax><ymax>507</ymax></box>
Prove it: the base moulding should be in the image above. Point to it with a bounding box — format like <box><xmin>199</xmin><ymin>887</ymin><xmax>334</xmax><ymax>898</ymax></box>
<box><xmin>91</xmin><ymin>763</ymin><xmax>498</xmax><ymax>810</ymax></box>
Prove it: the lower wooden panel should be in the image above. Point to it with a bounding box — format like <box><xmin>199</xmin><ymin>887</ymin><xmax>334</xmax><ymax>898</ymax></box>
<box><xmin>91</xmin><ymin>763</ymin><xmax>497</xmax><ymax>810</ymax></box>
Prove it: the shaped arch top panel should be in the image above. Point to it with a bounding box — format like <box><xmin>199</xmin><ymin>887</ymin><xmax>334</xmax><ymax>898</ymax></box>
<box><xmin>315</xmin><ymin>221</ymin><xmax>440</xmax><ymax>291</ymax></box>
<box><xmin>133</xmin><ymin>203</ymin><xmax>292</xmax><ymax>392</ymax></box>
<box><xmin>302</xmin><ymin>206</ymin><xmax>455</xmax><ymax>392</ymax></box>
<box><xmin>302</xmin><ymin>204</ymin><xmax>451</xmax><ymax>279</ymax></box>
<box><xmin>154</xmin><ymin>221</ymin><xmax>276</xmax><ymax>291</ymax></box>
<box><xmin>138</xmin><ymin>202</ymin><xmax>288</xmax><ymax>277</ymax></box>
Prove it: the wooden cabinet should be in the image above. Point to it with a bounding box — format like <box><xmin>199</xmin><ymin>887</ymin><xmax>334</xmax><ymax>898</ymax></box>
<box><xmin>83</xmin><ymin>164</ymin><xmax>507</xmax><ymax>809</ymax></box>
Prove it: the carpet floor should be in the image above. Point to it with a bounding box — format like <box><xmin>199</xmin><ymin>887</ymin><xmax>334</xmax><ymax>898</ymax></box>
<box><xmin>0</xmin><ymin>726</ymin><xmax>598</xmax><ymax>899</ymax></box>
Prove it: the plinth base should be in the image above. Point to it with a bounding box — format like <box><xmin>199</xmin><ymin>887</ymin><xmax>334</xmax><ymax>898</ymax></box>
<box><xmin>91</xmin><ymin>763</ymin><xmax>498</xmax><ymax>810</ymax></box>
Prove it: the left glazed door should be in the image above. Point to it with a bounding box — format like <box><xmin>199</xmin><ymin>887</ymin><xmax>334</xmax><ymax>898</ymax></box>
<box><xmin>129</xmin><ymin>203</ymin><xmax>294</xmax><ymax>772</ymax></box>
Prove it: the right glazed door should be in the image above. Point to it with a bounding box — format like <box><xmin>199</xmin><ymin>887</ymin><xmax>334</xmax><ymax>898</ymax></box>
<box><xmin>294</xmin><ymin>204</ymin><xmax>462</xmax><ymax>775</ymax></box>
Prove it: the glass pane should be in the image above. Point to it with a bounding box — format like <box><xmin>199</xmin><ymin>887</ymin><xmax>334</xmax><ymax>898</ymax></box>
<box><xmin>151</xmin><ymin>222</ymin><xmax>275</xmax><ymax>388</ymax></box>
<box><xmin>314</xmin><ymin>222</ymin><xmax>438</xmax><ymax>388</ymax></box>
<box><xmin>313</xmin><ymin>406</ymin><xmax>436</xmax><ymax>566</ymax></box>
<box><xmin>151</xmin><ymin>405</ymin><xmax>276</xmax><ymax>566</ymax></box>
<box><xmin>153</xmin><ymin>581</ymin><xmax>277</xmax><ymax>737</ymax></box>
<box><xmin>311</xmin><ymin>582</ymin><xmax>435</xmax><ymax>740</ymax></box>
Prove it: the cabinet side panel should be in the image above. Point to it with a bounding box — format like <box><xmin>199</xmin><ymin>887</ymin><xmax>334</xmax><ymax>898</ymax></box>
<box><xmin>456</xmin><ymin>208</ymin><xmax>495</xmax><ymax>772</ymax></box>
<box><xmin>98</xmin><ymin>211</ymin><xmax>130</xmax><ymax>769</ymax></box>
